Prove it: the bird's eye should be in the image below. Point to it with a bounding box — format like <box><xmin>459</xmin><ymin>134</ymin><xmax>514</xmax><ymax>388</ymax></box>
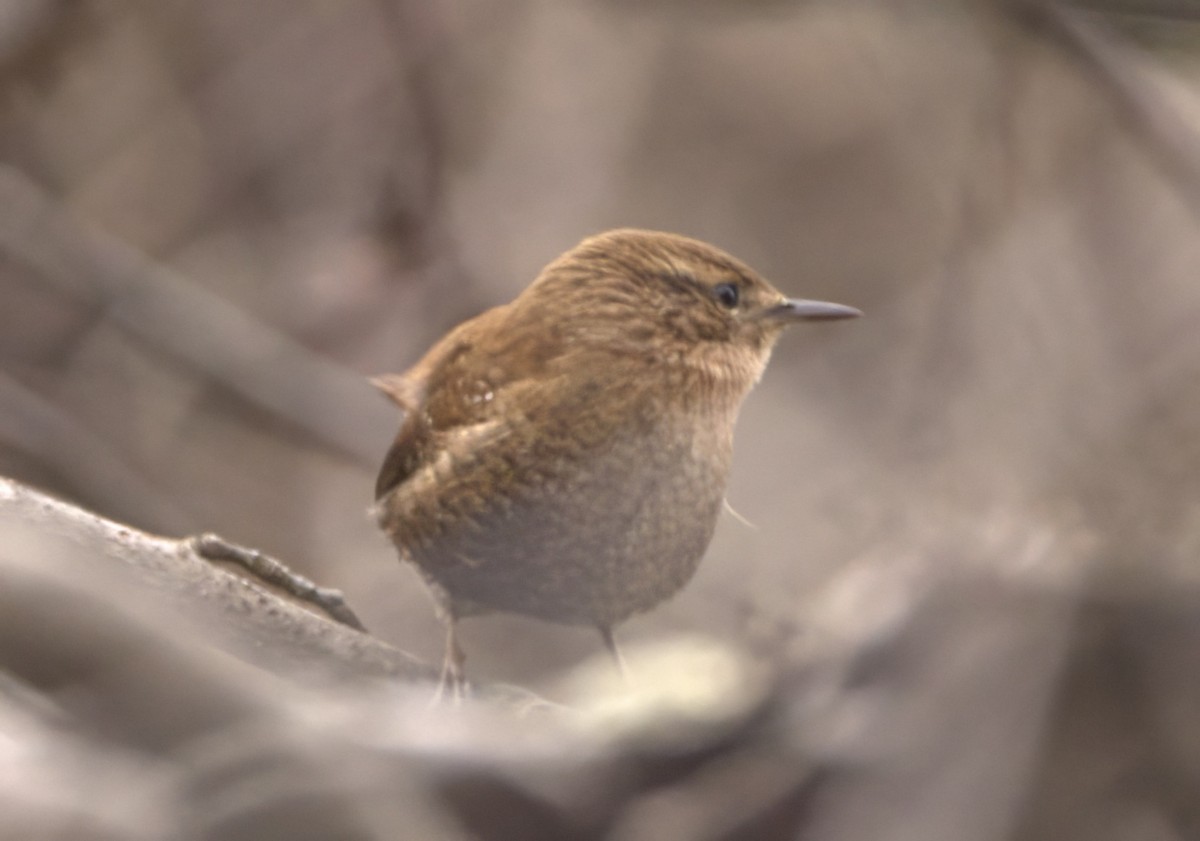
<box><xmin>713</xmin><ymin>282</ymin><xmax>740</xmax><ymax>309</ymax></box>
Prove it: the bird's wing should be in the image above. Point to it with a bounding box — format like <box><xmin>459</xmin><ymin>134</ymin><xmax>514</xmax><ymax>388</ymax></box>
<box><xmin>372</xmin><ymin>302</ymin><xmax>571</xmax><ymax>500</ymax></box>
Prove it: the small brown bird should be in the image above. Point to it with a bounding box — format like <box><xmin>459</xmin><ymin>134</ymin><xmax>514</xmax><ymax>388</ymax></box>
<box><xmin>372</xmin><ymin>229</ymin><xmax>859</xmax><ymax>694</ymax></box>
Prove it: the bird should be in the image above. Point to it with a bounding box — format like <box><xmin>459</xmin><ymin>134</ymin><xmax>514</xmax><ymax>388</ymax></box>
<box><xmin>371</xmin><ymin>229</ymin><xmax>860</xmax><ymax>696</ymax></box>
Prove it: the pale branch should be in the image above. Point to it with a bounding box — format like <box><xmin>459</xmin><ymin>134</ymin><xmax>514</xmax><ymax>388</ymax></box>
<box><xmin>0</xmin><ymin>474</ymin><xmax>432</xmax><ymax>686</ymax></box>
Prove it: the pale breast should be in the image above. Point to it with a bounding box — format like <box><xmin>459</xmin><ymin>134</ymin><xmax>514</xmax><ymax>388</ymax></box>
<box><xmin>395</xmin><ymin>410</ymin><xmax>734</xmax><ymax>626</ymax></box>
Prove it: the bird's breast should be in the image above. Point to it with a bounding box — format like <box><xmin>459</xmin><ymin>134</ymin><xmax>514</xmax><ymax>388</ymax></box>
<box><xmin>391</xmin><ymin>398</ymin><xmax>736</xmax><ymax>626</ymax></box>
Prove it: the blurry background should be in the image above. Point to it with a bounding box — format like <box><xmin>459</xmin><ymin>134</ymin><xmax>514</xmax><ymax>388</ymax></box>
<box><xmin>2</xmin><ymin>0</ymin><xmax>1200</xmax><ymax>695</ymax></box>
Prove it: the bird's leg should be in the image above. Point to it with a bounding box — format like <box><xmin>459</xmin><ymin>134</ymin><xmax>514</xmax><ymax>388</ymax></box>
<box><xmin>598</xmin><ymin>625</ymin><xmax>629</xmax><ymax>681</ymax></box>
<box><xmin>431</xmin><ymin>615</ymin><xmax>468</xmax><ymax>704</ymax></box>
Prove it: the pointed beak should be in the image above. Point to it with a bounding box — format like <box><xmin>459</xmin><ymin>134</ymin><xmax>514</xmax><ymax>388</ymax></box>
<box><xmin>762</xmin><ymin>298</ymin><xmax>863</xmax><ymax>322</ymax></box>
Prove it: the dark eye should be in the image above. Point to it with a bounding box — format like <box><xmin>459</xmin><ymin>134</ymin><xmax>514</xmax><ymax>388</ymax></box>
<box><xmin>713</xmin><ymin>282</ymin><xmax>740</xmax><ymax>309</ymax></box>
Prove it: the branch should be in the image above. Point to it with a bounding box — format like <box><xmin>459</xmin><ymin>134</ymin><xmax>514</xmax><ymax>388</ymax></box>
<box><xmin>0</xmin><ymin>474</ymin><xmax>432</xmax><ymax>687</ymax></box>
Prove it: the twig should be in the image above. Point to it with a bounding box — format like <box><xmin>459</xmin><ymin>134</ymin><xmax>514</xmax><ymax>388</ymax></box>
<box><xmin>190</xmin><ymin>532</ymin><xmax>368</xmax><ymax>633</ymax></box>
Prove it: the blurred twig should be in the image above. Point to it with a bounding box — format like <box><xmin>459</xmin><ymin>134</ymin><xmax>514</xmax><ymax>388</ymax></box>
<box><xmin>0</xmin><ymin>166</ymin><xmax>396</xmax><ymax>469</ymax></box>
<box><xmin>0</xmin><ymin>370</ymin><xmax>193</xmax><ymax>531</ymax></box>
<box><xmin>1074</xmin><ymin>0</ymin><xmax>1200</xmax><ymax>19</ymax></box>
<box><xmin>1033</xmin><ymin>3</ymin><xmax>1200</xmax><ymax>209</ymax></box>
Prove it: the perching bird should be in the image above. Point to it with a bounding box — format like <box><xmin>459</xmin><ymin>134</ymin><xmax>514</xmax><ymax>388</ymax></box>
<box><xmin>372</xmin><ymin>229</ymin><xmax>859</xmax><ymax>695</ymax></box>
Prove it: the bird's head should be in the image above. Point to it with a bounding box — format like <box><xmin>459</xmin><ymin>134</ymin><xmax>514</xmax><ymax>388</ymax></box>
<box><xmin>524</xmin><ymin>229</ymin><xmax>860</xmax><ymax>395</ymax></box>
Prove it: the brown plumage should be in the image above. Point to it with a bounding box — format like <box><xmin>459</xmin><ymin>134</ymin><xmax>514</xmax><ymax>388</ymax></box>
<box><xmin>372</xmin><ymin>229</ymin><xmax>859</xmax><ymax>693</ymax></box>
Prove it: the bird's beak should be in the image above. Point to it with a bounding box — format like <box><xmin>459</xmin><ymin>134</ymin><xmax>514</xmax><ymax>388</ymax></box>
<box><xmin>761</xmin><ymin>298</ymin><xmax>862</xmax><ymax>322</ymax></box>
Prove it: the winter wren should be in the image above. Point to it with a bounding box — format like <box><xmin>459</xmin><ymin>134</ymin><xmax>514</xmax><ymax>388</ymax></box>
<box><xmin>372</xmin><ymin>229</ymin><xmax>859</xmax><ymax>693</ymax></box>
